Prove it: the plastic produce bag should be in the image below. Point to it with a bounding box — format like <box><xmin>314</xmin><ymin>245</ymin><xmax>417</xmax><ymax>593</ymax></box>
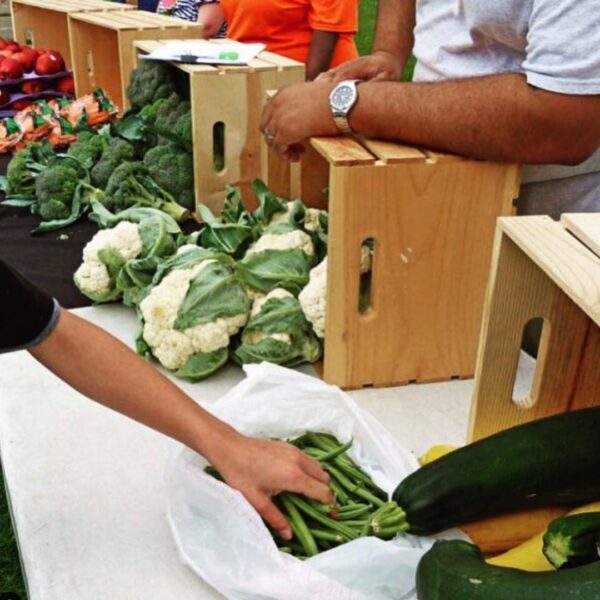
<box><xmin>166</xmin><ymin>363</ymin><xmax>464</xmax><ymax>600</ymax></box>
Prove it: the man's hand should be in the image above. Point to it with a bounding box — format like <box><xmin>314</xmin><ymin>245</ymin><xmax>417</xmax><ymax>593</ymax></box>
<box><xmin>213</xmin><ymin>435</ymin><xmax>334</xmax><ymax>540</ymax></box>
<box><xmin>260</xmin><ymin>81</ymin><xmax>338</xmax><ymax>161</ymax></box>
<box><xmin>316</xmin><ymin>50</ymin><xmax>404</xmax><ymax>83</ymax></box>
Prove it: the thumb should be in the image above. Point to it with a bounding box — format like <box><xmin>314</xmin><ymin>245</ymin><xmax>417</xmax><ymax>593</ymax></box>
<box><xmin>251</xmin><ymin>492</ymin><xmax>293</xmax><ymax>540</ymax></box>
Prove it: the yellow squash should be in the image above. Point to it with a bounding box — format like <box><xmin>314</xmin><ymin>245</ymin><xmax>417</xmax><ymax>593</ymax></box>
<box><xmin>487</xmin><ymin>502</ymin><xmax>600</xmax><ymax>571</ymax></box>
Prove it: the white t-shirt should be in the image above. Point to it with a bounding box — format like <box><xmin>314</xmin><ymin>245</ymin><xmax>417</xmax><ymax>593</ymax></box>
<box><xmin>412</xmin><ymin>0</ymin><xmax>600</xmax><ymax>217</ymax></box>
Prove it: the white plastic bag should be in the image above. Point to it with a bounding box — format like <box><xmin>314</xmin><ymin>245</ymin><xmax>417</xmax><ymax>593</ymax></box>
<box><xmin>166</xmin><ymin>363</ymin><xmax>462</xmax><ymax>600</ymax></box>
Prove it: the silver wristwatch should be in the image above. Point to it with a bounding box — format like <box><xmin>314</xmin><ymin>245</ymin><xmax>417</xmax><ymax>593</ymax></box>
<box><xmin>329</xmin><ymin>79</ymin><xmax>362</xmax><ymax>134</ymax></box>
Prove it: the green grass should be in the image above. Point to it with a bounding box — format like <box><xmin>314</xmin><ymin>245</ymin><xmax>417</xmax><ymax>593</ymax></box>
<box><xmin>0</xmin><ymin>462</ymin><xmax>26</xmax><ymax>598</ymax></box>
<box><xmin>356</xmin><ymin>0</ymin><xmax>416</xmax><ymax>80</ymax></box>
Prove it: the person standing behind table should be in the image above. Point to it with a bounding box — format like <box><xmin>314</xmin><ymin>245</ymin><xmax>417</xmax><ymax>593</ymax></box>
<box><xmin>157</xmin><ymin>0</ymin><xmax>227</xmax><ymax>39</ymax></box>
<box><xmin>219</xmin><ymin>0</ymin><xmax>359</xmax><ymax>81</ymax></box>
<box><xmin>259</xmin><ymin>0</ymin><xmax>600</xmax><ymax>217</ymax></box>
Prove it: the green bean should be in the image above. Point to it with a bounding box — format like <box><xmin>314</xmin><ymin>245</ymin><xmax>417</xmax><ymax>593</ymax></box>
<box><xmin>279</xmin><ymin>494</ymin><xmax>319</xmax><ymax>557</ymax></box>
<box><xmin>317</xmin><ymin>438</ymin><xmax>354</xmax><ymax>461</ymax></box>
<box><xmin>325</xmin><ymin>465</ymin><xmax>386</xmax><ymax>507</ymax></box>
<box><xmin>361</xmin><ymin>501</ymin><xmax>398</xmax><ymax>536</ymax></box>
<box><xmin>337</xmin><ymin>504</ymin><xmax>373</xmax><ymax>520</ymax></box>
<box><xmin>329</xmin><ymin>478</ymin><xmax>350</xmax><ymax>505</ymax></box>
<box><xmin>373</xmin><ymin>523</ymin><xmax>409</xmax><ymax>540</ymax></box>
<box><xmin>285</xmin><ymin>494</ymin><xmax>357</xmax><ymax>539</ymax></box>
<box><xmin>306</xmin><ymin>498</ymin><xmax>337</xmax><ymax>514</ymax></box>
<box><xmin>373</xmin><ymin>511</ymin><xmax>407</xmax><ymax>532</ymax></box>
<box><xmin>310</xmin><ymin>529</ymin><xmax>348</xmax><ymax>544</ymax></box>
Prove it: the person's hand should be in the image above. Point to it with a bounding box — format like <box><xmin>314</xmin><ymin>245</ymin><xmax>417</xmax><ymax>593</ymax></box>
<box><xmin>260</xmin><ymin>81</ymin><xmax>338</xmax><ymax>161</ymax></box>
<box><xmin>211</xmin><ymin>433</ymin><xmax>333</xmax><ymax>540</ymax></box>
<box><xmin>316</xmin><ymin>50</ymin><xmax>403</xmax><ymax>83</ymax></box>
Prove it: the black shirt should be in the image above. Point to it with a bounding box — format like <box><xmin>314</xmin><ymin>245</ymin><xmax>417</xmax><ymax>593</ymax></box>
<box><xmin>0</xmin><ymin>258</ymin><xmax>59</xmax><ymax>352</ymax></box>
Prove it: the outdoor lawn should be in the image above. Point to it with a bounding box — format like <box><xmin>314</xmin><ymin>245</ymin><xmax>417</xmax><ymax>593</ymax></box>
<box><xmin>0</xmin><ymin>1</ymin><xmax>414</xmax><ymax>596</ymax></box>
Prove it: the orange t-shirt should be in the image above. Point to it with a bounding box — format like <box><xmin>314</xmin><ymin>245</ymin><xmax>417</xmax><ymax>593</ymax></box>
<box><xmin>220</xmin><ymin>0</ymin><xmax>358</xmax><ymax>68</ymax></box>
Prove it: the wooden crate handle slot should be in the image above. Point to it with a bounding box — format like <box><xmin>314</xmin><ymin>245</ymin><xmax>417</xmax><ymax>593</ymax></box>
<box><xmin>358</xmin><ymin>238</ymin><xmax>376</xmax><ymax>314</ymax></box>
<box><xmin>213</xmin><ymin>121</ymin><xmax>225</xmax><ymax>173</ymax></box>
<box><xmin>87</xmin><ymin>49</ymin><xmax>95</xmax><ymax>84</ymax></box>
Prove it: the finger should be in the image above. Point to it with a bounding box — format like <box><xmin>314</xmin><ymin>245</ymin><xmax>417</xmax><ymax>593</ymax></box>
<box><xmin>288</xmin><ymin>473</ymin><xmax>334</xmax><ymax>505</ymax></box>
<box><xmin>253</xmin><ymin>493</ymin><xmax>292</xmax><ymax>540</ymax></box>
<box><xmin>299</xmin><ymin>454</ymin><xmax>331</xmax><ymax>484</ymax></box>
<box><xmin>259</xmin><ymin>101</ymin><xmax>274</xmax><ymax>133</ymax></box>
<box><xmin>315</xmin><ymin>70</ymin><xmax>335</xmax><ymax>82</ymax></box>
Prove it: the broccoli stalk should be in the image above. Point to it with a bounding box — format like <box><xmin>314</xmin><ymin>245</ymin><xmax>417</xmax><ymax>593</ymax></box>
<box><xmin>103</xmin><ymin>162</ymin><xmax>190</xmax><ymax>222</ymax></box>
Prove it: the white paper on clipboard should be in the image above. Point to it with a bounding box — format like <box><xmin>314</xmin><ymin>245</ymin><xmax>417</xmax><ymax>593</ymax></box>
<box><xmin>141</xmin><ymin>41</ymin><xmax>266</xmax><ymax>65</ymax></box>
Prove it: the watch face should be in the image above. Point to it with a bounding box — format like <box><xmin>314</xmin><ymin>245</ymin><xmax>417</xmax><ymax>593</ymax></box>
<box><xmin>331</xmin><ymin>85</ymin><xmax>354</xmax><ymax>109</ymax></box>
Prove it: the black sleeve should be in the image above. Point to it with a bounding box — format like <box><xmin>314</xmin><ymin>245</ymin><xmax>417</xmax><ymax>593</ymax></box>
<box><xmin>0</xmin><ymin>257</ymin><xmax>60</xmax><ymax>353</ymax></box>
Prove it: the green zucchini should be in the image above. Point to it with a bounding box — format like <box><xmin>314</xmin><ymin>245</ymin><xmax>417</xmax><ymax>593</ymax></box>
<box><xmin>543</xmin><ymin>512</ymin><xmax>600</xmax><ymax>569</ymax></box>
<box><xmin>416</xmin><ymin>540</ymin><xmax>600</xmax><ymax>600</ymax></box>
<box><xmin>393</xmin><ymin>408</ymin><xmax>600</xmax><ymax>535</ymax></box>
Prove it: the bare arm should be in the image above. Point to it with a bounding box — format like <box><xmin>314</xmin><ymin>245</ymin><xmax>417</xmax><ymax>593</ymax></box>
<box><xmin>306</xmin><ymin>30</ymin><xmax>339</xmax><ymax>81</ymax></box>
<box><xmin>197</xmin><ymin>3</ymin><xmax>225</xmax><ymax>39</ymax></box>
<box><xmin>30</xmin><ymin>309</ymin><xmax>332</xmax><ymax>538</ymax></box>
<box><xmin>318</xmin><ymin>0</ymin><xmax>415</xmax><ymax>82</ymax></box>
<box><xmin>261</xmin><ymin>74</ymin><xmax>600</xmax><ymax>165</ymax></box>
<box><xmin>350</xmin><ymin>74</ymin><xmax>600</xmax><ymax>164</ymax></box>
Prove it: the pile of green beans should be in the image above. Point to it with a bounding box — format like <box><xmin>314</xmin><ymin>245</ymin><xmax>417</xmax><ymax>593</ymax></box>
<box><xmin>205</xmin><ymin>432</ymin><xmax>409</xmax><ymax>559</ymax></box>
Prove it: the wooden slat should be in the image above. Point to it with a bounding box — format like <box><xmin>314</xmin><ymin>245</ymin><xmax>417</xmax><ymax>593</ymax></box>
<box><xmin>71</xmin><ymin>10</ymin><xmax>202</xmax><ymax>30</ymax></box>
<box><xmin>499</xmin><ymin>216</ymin><xmax>600</xmax><ymax>326</ymax></box>
<box><xmin>359</xmin><ymin>138</ymin><xmax>427</xmax><ymax>164</ymax></box>
<box><xmin>13</xmin><ymin>0</ymin><xmax>133</xmax><ymax>11</ymax></box>
<box><xmin>423</xmin><ymin>149</ymin><xmax>464</xmax><ymax>163</ymax></box>
<box><xmin>561</xmin><ymin>213</ymin><xmax>600</xmax><ymax>257</ymax></box>
<box><xmin>310</xmin><ymin>136</ymin><xmax>376</xmax><ymax>166</ymax></box>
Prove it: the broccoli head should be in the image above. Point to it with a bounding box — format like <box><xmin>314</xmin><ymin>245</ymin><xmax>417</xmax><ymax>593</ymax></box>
<box><xmin>91</xmin><ymin>137</ymin><xmax>136</xmax><ymax>189</ymax></box>
<box><xmin>143</xmin><ymin>143</ymin><xmax>195</xmax><ymax>210</ymax></box>
<box><xmin>103</xmin><ymin>161</ymin><xmax>189</xmax><ymax>222</ymax></box>
<box><xmin>153</xmin><ymin>92</ymin><xmax>192</xmax><ymax>149</ymax></box>
<box><xmin>126</xmin><ymin>60</ymin><xmax>176</xmax><ymax>110</ymax></box>
<box><xmin>35</xmin><ymin>162</ymin><xmax>80</xmax><ymax>221</ymax></box>
<box><xmin>67</xmin><ymin>131</ymin><xmax>107</xmax><ymax>168</ymax></box>
<box><xmin>5</xmin><ymin>142</ymin><xmax>50</xmax><ymax>196</ymax></box>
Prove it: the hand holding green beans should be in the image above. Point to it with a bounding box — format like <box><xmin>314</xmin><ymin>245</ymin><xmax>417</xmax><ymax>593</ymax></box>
<box><xmin>206</xmin><ymin>432</ymin><xmax>409</xmax><ymax>557</ymax></box>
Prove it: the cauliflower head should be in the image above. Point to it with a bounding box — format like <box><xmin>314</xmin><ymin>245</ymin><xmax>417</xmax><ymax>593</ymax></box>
<box><xmin>247</xmin><ymin>228</ymin><xmax>314</xmax><ymax>257</ymax></box>
<box><xmin>140</xmin><ymin>260</ymin><xmax>248</xmax><ymax>371</ymax></box>
<box><xmin>74</xmin><ymin>221</ymin><xmax>142</xmax><ymax>300</ymax></box>
<box><xmin>298</xmin><ymin>258</ymin><xmax>327</xmax><ymax>339</ymax></box>
<box><xmin>243</xmin><ymin>288</ymin><xmax>294</xmax><ymax>345</ymax></box>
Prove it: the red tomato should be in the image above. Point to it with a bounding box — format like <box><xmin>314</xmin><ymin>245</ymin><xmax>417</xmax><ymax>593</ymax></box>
<box><xmin>12</xmin><ymin>51</ymin><xmax>37</xmax><ymax>72</ymax></box>
<box><xmin>11</xmin><ymin>98</ymin><xmax>31</xmax><ymax>111</ymax></box>
<box><xmin>21</xmin><ymin>79</ymin><xmax>47</xmax><ymax>94</ymax></box>
<box><xmin>0</xmin><ymin>39</ymin><xmax>7</xmax><ymax>51</ymax></box>
<box><xmin>5</xmin><ymin>42</ymin><xmax>21</xmax><ymax>54</ymax></box>
<box><xmin>0</xmin><ymin>58</ymin><xmax>24</xmax><ymax>80</ymax></box>
<box><xmin>35</xmin><ymin>50</ymin><xmax>65</xmax><ymax>75</ymax></box>
<box><xmin>0</xmin><ymin>86</ymin><xmax>11</xmax><ymax>105</ymax></box>
<box><xmin>55</xmin><ymin>75</ymin><xmax>74</xmax><ymax>95</ymax></box>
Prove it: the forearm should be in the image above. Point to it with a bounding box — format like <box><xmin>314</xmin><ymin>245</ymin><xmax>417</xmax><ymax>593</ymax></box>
<box><xmin>372</xmin><ymin>0</ymin><xmax>415</xmax><ymax>73</ymax></box>
<box><xmin>351</xmin><ymin>74</ymin><xmax>600</xmax><ymax>164</ymax></box>
<box><xmin>29</xmin><ymin>309</ymin><xmax>237</xmax><ymax>465</ymax></box>
<box><xmin>306</xmin><ymin>30</ymin><xmax>339</xmax><ymax>81</ymax></box>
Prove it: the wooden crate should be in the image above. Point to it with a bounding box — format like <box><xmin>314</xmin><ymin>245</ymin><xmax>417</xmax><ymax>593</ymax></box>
<box><xmin>135</xmin><ymin>40</ymin><xmax>304</xmax><ymax>211</ymax></box>
<box><xmin>269</xmin><ymin>137</ymin><xmax>520</xmax><ymax>389</ymax></box>
<box><xmin>469</xmin><ymin>214</ymin><xmax>600</xmax><ymax>441</ymax></box>
<box><xmin>11</xmin><ymin>0</ymin><xmax>133</xmax><ymax>68</ymax></box>
<box><xmin>68</xmin><ymin>11</ymin><xmax>204</xmax><ymax>110</ymax></box>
